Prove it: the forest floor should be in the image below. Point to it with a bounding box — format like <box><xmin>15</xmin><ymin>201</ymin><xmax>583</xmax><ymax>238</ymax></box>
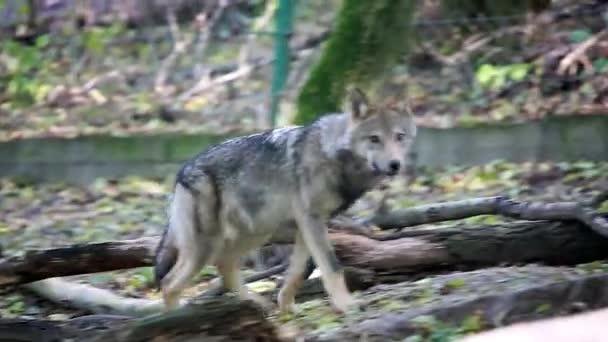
<box><xmin>1</xmin><ymin>160</ymin><xmax>607</xmax><ymax>339</ymax></box>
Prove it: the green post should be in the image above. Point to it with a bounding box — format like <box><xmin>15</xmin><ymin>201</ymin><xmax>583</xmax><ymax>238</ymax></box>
<box><xmin>269</xmin><ymin>0</ymin><xmax>295</xmax><ymax>127</ymax></box>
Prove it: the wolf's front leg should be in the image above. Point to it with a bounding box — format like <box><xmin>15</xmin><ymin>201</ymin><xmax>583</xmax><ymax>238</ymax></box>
<box><xmin>278</xmin><ymin>232</ymin><xmax>310</xmax><ymax>313</ymax></box>
<box><xmin>292</xmin><ymin>202</ymin><xmax>358</xmax><ymax>314</ymax></box>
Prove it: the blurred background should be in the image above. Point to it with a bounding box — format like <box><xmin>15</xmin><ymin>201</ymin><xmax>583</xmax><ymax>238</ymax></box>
<box><xmin>0</xmin><ymin>0</ymin><xmax>606</xmax><ymax>137</ymax></box>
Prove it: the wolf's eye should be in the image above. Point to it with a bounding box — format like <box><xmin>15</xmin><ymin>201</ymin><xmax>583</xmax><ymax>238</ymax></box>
<box><xmin>395</xmin><ymin>133</ymin><xmax>406</xmax><ymax>141</ymax></box>
<box><xmin>368</xmin><ymin>135</ymin><xmax>381</xmax><ymax>144</ymax></box>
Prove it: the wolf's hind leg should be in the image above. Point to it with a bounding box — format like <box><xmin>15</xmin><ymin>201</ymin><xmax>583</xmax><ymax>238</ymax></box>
<box><xmin>278</xmin><ymin>232</ymin><xmax>310</xmax><ymax>313</ymax></box>
<box><xmin>217</xmin><ymin>257</ymin><xmax>273</xmax><ymax>310</ymax></box>
<box><xmin>161</xmin><ymin>240</ymin><xmax>214</xmax><ymax>311</ymax></box>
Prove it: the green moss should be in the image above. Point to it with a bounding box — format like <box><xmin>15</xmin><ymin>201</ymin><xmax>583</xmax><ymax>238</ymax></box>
<box><xmin>293</xmin><ymin>0</ymin><xmax>417</xmax><ymax>124</ymax></box>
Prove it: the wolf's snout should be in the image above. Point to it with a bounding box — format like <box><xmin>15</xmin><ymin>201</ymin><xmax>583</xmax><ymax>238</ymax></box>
<box><xmin>388</xmin><ymin>160</ymin><xmax>401</xmax><ymax>174</ymax></box>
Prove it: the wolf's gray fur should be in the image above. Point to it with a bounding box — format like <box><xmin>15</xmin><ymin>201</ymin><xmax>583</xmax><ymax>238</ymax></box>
<box><xmin>154</xmin><ymin>88</ymin><xmax>417</xmax><ymax>313</ymax></box>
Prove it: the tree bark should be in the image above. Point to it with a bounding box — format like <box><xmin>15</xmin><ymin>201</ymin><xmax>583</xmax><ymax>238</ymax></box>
<box><xmin>0</xmin><ymin>237</ymin><xmax>157</xmax><ymax>288</ymax></box>
<box><xmin>2</xmin><ymin>220</ymin><xmax>608</xmax><ymax>288</ymax></box>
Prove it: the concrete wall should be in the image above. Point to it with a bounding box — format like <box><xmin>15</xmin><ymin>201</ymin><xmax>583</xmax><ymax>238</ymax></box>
<box><xmin>1</xmin><ymin>115</ymin><xmax>607</xmax><ymax>184</ymax></box>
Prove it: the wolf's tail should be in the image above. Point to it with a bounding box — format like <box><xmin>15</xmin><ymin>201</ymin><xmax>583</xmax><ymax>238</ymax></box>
<box><xmin>154</xmin><ymin>182</ymin><xmax>195</xmax><ymax>289</ymax></box>
<box><xmin>154</xmin><ymin>224</ymin><xmax>177</xmax><ymax>290</ymax></box>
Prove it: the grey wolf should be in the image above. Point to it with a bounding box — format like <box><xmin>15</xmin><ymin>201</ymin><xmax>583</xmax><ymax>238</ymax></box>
<box><xmin>154</xmin><ymin>88</ymin><xmax>417</xmax><ymax>314</ymax></box>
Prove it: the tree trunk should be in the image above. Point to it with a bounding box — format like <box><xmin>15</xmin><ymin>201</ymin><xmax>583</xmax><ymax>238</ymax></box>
<box><xmin>2</xmin><ymin>220</ymin><xmax>608</xmax><ymax>288</ymax></box>
<box><xmin>293</xmin><ymin>0</ymin><xmax>418</xmax><ymax>124</ymax></box>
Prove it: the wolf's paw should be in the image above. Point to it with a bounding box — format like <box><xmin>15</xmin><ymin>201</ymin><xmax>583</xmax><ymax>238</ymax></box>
<box><xmin>330</xmin><ymin>293</ymin><xmax>360</xmax><ymax>314</ymax></box>
<box><xmin>278</xmin><ymin>297</ymin><xmax>296</xmax><ymax>314</ymax></box>
<box><xmin>278</xmin><ymin>288</ymin><xmax>297</xmax><ymax>314</ymax></box>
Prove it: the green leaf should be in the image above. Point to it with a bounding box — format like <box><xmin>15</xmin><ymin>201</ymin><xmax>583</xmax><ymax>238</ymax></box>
<box><xmin>459</xmin><ymin>314</ymin><xmax>483</xmax><ymax>333</ymax></box>
<box><xmin>508</xmin><ymin>63</ymin><xmax>530</xmax><ymax>81</ymax></box>
<box><xmin>445</xmin><ymin>279</ymin><xmax>466</xmax><ymax>289</ymax></box>
<box><xmin>83</xmin><ymin>29</ymin><xmax>105</xmax><ymax>55</ymax></box>
<box><xmin>476</xmin><ymin>64</ymin><xmax>497</xmax><ymax>86</ymax></box>
<box><xmin>35</xmin><ymin>35</ymin><xmax>50</xmax><ymax>48</ymax></box>
<box><xmin>593</xmin><ymin>58</ymin><xmax>608</xmax><ymax>72</ymax></box>
<box><xmin>569</xmin><ymin>29</ymin><xmax>592</xmax><ymax>43</ymax></box>
<box><xmin>18</xmin><ymin>3</ymin><xmax>30</xmax><ymax>16</ymax></box>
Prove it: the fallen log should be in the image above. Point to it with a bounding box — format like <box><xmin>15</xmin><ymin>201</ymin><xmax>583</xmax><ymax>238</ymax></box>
<box><xmin>4</xmin><ymin>265</ymin><xmax>607</xmax><ymax>342</ymax></box>
<box><xmin>0</xmin><ymin>237</ymin><xmax>158</xmax><ymax>288</ymax></box>
<box><xmin>0</xmin><ymin>296</ymin><xmax>282</xmax><ymax>342</ymax></box>
<box><xmin>3</xmin><ymin>220</ymin><xmax>608</xmax><ymax>288</ymax></box>
<box><xmin>300</xmin><ymin>265</ymin><xmax>608</xmax><ymax>341</ymax></box>
<box><xmin>459</xmin><ymin>307</ymin><xmax>608</xmax><ymax>342</ymax></box>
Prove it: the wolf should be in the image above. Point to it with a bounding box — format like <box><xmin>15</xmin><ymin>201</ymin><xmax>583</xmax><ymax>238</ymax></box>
<box><xmin>154</xmin><ymin>88</ymin><xmax>417</xmax><ymax>314</ymax></box>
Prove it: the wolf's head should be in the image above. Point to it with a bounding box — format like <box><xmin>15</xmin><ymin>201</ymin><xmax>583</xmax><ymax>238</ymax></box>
<box><xmin>345</xmin><ymin>88</ymin><xmax>417</xmax><ymax>176</ymax></box>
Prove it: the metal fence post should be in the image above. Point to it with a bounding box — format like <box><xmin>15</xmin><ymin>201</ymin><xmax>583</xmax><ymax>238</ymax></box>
<box><xmin>269</xmin><ymin>0</ymin><xmax>295</xmax><ymax>128</ymax></box>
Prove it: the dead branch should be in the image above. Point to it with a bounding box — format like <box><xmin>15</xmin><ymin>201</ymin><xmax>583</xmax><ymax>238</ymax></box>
<box><xmin>154</xmin><ymin>3</ymin><xmax>184</xmax><ymax>93</ymax></box>
<box><xmin>191</xmin><ymin>0</ymin><xmax>230</xmax><ymax>78</ymax></box>
<box><xmin>558</xmin><ymin>29</ymin><xmax>607</xmax><ymax>76</ymax></box>
<box><xmin>368</xmin><ymin>196</ymin><xmax>608</xmax><ymax>238</ymax></box>
<box><xmin>24</xmin><ymin>278</ymin><xmax>164</xmax><ymax>317</ymax></box>
<box><xmin>420</xmin><ymin>26</ymin><xmax>526</xmax><ymax>66</ymax></box>
<box><xmin>154</xmin><ymin>2</ymin><xmax>227</xmax><ymax>94</ymax></box>
<box><xmin>175</xmin><ymin>28</ymin><xmax>331</xmax><ymax>104</ymax></box>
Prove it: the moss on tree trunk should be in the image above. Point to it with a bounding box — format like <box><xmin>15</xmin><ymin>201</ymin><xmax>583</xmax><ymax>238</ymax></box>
<box><xmin>293</xmin><ymin>0</ymin><xmax>417</xmax><ymax>125</ymax></box>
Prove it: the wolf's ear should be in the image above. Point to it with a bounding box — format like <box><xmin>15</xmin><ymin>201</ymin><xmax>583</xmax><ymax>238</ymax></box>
<box><xmin>348</xmin><ymin>87</ymin><xmax>371</xmax><ymax>121</ymax></box>
<box><xmin>395</xmin><ymin>100</ymin><xmax>413</xmax><ymax>117</ymax></box>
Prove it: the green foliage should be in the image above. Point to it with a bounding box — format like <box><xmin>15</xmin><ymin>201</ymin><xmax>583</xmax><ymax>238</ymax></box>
<box><xmin>2</xmin><ymin>294</ymin><xmax>25</xmax><ymax>318</ymax></box>
<box><xmin>81</xmin><ymin>23</ymin><xmax>125</xmax><ymax>56</ymax></box>
<box><xmin>593</xmin><ymin>58</ymin><xmax>608</xmax><ymax>72</ymax></box>
<box><xmin>406</xmin><ymin>314</ymin><xmax>485</xmax><ymax>342</ymax></box>
<box><xmin>475</xmin><ymin>63</ymin><xmax>531</xmax><ymax>91</ymax></box>
<box><xmin>1</xmin><ymin>36</ymin><xmax>53</xmax><ymax>108</ymax></box>
<box><xmin>569</xmin><ymin>29</ymin><xmax>592</xmax><ymax>43</ymax></box>
<box><xmin>293</xmin><ymin>0</ymin><xmax>417</xmax><ymax>124</ymax></box>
